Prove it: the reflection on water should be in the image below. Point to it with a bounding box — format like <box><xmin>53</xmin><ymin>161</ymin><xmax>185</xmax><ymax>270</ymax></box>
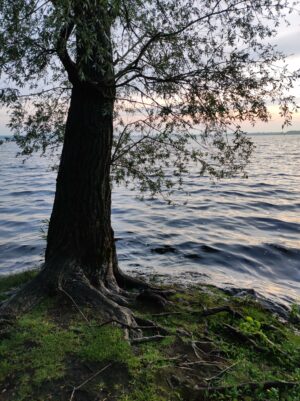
<box><xmin>0</xmin><ymin>134</ymin><xmax>299</xmax><ymax>305</ymax></box>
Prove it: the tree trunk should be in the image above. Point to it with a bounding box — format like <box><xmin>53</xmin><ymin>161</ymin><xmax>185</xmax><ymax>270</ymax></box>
<box><xmin>43</xmin><ymin>82</ymin><xmax>148</xmax><ymax>295</ymax></box>
<box><xmin>45</xmin><ymin>83</ymin><xmax>114</xmax><ymax>285</ymax></box>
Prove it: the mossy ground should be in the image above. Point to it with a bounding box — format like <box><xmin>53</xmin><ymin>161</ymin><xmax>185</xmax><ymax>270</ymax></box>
<box><xmin>0</xmin><ymin>271</ymin><xmax>300</xmax><ymax>401</ymax></box>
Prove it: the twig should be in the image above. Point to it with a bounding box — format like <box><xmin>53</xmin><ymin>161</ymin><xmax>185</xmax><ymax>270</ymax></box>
<box><xmin>146</xmin><ymin>355</ymin><xmax>183</xmax><ymax>368</ymax></box>
<box><xmin>181</xmin><ymin>360</ymin><xmax>223</xmax><ymax>368</ymax></box>
<box><xmin>69</xmin><ymin>363</ymin><xmax>112</xmax><ymax>401</ymax></box>
<box><xmin>131</xmin><ymin>335</ymin><xmax>166</xmax><ymax>344</ymax></box>
<box><xmin>191</xmin><ymin>341</ymin><xmax>206</xmax><ymax>359</ymax></box>
<box><xmin>59</xmin><ymin>285</ymin><xmax>90</xmax><ymax>325</ymax></box>
<box><xmin>166</xmin><ymin>377</ymin><xmax>174</xmax><ymax>389</ymax></box>
<box><xmin>177</xmin><ymin>366</ymin><xmax>194</xmax><ymax>371</ymax></box>
<box><xmin>205</xmin><ymin>361</ymin><xmax>239</xmax><ymax>381</ymax></box>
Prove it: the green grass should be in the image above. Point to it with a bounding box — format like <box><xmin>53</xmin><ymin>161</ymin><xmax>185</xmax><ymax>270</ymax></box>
<box><xmin>0</xmin><ymin>311</ymin><xmax>77</xmax><ymax>399</ymax></box>
<box><xmin>0</xmin><ymin>271</ymin><xmax>300</xmax><ymax>401</ymax></box>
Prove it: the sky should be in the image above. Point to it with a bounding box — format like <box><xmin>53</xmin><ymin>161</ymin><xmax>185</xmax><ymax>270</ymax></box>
<box><xmin>241</xmin><ymin>9</ymin><xmax>300</xmax><ymax>132</ymax></box>
<box><xmin>0</xmin><ymin>7</ymin><xmax>300</xmax><ymax>136</ymax></box>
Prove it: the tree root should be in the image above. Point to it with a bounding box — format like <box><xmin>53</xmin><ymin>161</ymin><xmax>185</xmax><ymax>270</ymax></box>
<box><xmin>0</xmin><ymin>261</ymin><xmax>175</xmax><ymax>340</ymax></box>
<box><xmin>223</xmin><ymin>324</ymin><xmax>269</xmax><ymax>353</ymax></box>
<box><xmin>134</xmin><ymin>316</ymin><xmax>171</xmax><ymax>336</ymax></box>
<box><xmin>224</xmin><ymin>324</ymin><xmax>289</xmax><ymax>359</ymax></box>
<box><xmin>60</xmin><ymin>269</ymin><xmax>138</xmax><ymax>337</ymax></box>
<box><xmin>113</xmin><ymin>264</ymin><xmax>152</xmax><ymax>290</ymax></box>
<box><xmin>151</xmin><ymin>305</ymin><xmax>243</xmax><ymax>319</ymax></box>
<box><xmin>114</xmin><ymin>263</ymin><xmax>175</xmax><ymax>301</ymax></box>
<box><xmin>136</xmin><ymin>289</ymin><xmax>171</xmax><ymax>308</ymax></box>
<box><xmin>0</xmin><ymin>263</ymin><xmax>140</xmax><ymax>339</ymax></box>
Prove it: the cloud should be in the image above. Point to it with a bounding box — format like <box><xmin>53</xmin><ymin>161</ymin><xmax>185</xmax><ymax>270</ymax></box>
<box><xmin>275</xmin><ymin>31</ymin><xmax>300</xmax><ymax>56</ymax></box>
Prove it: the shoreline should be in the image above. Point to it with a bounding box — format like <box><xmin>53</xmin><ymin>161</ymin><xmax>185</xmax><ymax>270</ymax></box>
<box><xmin>1</xmin><ymin>266</ymin><xmax>297</xmax><ymax>317</ymax></box>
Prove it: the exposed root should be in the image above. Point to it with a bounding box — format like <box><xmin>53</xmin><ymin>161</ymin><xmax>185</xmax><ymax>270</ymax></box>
<box><xmin>98</xmin><ymin>282</ymin><xmax>131</xmax><ymax>307</ymax></box>
<box><xmin>60</xmin><ymin>269</ymin><xmax>138</xmax><ymax>338</ymax></box>
<box><xmin>137</xmin><ymin>289</ymin><xmax>171</xmax><ymax>308</ymax></box>
<box><xmin>113</xmin><ymin>266</ymin><xmax>153</xmax><ymax>290</ymax></box>
<box><xmin>58</xmin><ymin>284</ymin><xmax>91</xmax><ymax>325</ymax></box>
<box><xmin>0</xmin><ymin>260</ymin><xmax>176</xmax><ymax>340</ymax></box>
<box><xmin>224</xmin><ymin>323</ymin><xmax>290</xmax><ymax>359</ymax></box>
<box><xmin>151</xmin><ymin>305</ymin><xmax>243</xmax><ymax>318</ymax></box>
<box><xmin>0</xmin><ymin>262</ymin><xmax>142</xmax><ymax>339</ymax></box>
<box><xmin>134</xmin><ymin>316</ymin><xmax>171</xmax><ymax>336</ymax></box>
<box><xmin>105</xmin><ymin>250</ymin><xmax>177</xmax><ymax>308</ymax></box>
<box><xmin>224</xmin><ymin>324</ymin><xmax>268</xmax><ymax>353</ymax></box>
<box><xmin>114</xmin><ymin>264</ymin><xmax>175</xmax><ymax>299</ymax></box>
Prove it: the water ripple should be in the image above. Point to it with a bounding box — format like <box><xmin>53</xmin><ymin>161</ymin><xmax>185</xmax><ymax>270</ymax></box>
<box><xmin>0</xmin><ymin>134</ymin><xmax>300</xmax><ymax>305</ymax></box>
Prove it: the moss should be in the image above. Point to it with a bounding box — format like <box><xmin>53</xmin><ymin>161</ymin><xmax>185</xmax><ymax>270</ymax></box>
<box><xmin>77</xmin><ymin>324</ymin><xmax>139</xmax><ymax>371</ymax></box>
<box><xmin>0</xmin><ymin>273</ymin><xmax>300</xmax><ymax>401</ymax></box>
<box><xmin>0</xmin><ymin>310</ymin><xmax>77</xmax><ymax>399</ymax></box>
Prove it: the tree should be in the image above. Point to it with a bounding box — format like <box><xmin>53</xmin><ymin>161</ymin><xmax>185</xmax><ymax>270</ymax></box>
<box><xmin>0</xmin><ymin>0</ymin><xmax>298</xmax><ymax>328</ymax></box>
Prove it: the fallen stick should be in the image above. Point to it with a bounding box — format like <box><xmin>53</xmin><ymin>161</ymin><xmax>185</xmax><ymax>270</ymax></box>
<box><xmin>181</xmin><ymin>360</ymin><xmax>223</xmax><ymax>368</ymax></box>
<box><xmin>59</xmin><ymin>285</ymin><xmax>90</xmax><ymax>325</ymax></box>
<box><xmin>205</xmin><ymin>361</ymin><xmax>239</xmax><ymax>381</ymax></box>
<box><xmin>69</xmin><ymin>363</ymin><xmax>112</xmax><ymax>401</ymax></box>
<box><xmin>131</xmin><ymin>335</ymin><xmax>166</xmax><ymax>344</ymax></box>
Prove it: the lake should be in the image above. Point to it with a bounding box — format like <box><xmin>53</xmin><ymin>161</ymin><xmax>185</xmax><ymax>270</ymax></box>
<box><xmin>0</xmin><ymin>134</ymin><xmax>299</xmax><ymax>305</ymax></box>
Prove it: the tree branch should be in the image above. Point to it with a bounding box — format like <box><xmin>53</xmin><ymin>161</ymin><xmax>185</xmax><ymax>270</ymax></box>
<box><xmin>115</xmin><ymin>0</ymin><xmax>242</xmax><ymax>80</ymax></box>
<box><xmin>56</xmin><ymin>21</ymin><xmax>77</xmax><ymax>83</ymax></box>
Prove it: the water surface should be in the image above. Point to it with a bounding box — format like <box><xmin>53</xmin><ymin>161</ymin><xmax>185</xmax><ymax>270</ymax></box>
<box><xmin>0</xmin><ymin>134</ymin><xmax>299</xmax><ymax>305</ymax></box>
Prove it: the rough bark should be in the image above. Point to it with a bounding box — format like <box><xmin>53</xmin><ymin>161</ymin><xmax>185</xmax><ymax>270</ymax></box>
<box><xmin>45</xmin><ymin>83</ymin><xmax>115</xmax><ymax>283</ymax></box>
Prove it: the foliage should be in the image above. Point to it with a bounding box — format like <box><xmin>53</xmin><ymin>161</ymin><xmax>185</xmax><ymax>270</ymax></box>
<box><xmin>0</xmin><ymin>0</ymin><xmax>299</xmax><ymax>198</ymax></box>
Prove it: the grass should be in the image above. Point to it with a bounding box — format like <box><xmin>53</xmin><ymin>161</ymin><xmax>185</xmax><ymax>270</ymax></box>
<box><xmin>0</xmin><ymin>270</ymin><xmax>38</xmax><ymax>301</ymax></box>
<box><xmin>0</xmin><ymin>271</ymin><xmax>300</xmax><ymax>400</ymax></box>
